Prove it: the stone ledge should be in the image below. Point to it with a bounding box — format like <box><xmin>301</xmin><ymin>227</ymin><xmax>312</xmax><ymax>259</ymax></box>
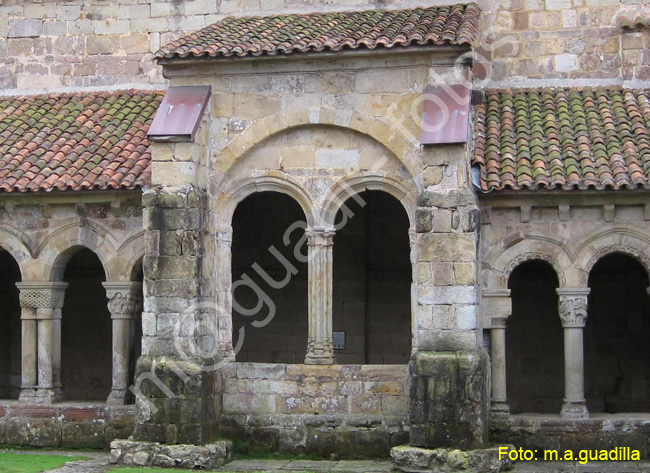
<box><xmin>110</xmin><ymin>440</ymin><xmax>233</xmax><ymax>469</ymax></box>
<box><xmin>391</xmin><ymin>445</ymin><xmax>515</xmax><ymax>473</ymax></box>
<box><xmin>0</xmin><ymin>402</ymin><xmax>135</xmax><ymax>448</ymax></box>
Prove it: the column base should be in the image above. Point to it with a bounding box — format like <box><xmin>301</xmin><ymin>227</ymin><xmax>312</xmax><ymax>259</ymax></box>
<box><xmin>305</xmin><ymin>339</ymin><xmax>335</xmax><ymax>365</ymax></box>
<box><xmin>18</xmin><ymin>388</ymin><xmax>37</xmax><ymax>402</ymax></box>
<box><xmin>489</xmin><ymin>401</ymin><xmax>510</xmax><ymax>420</ymax></box>
<box><xmin>33</xmin><ymin>387</ymin><xmax>62</xmax><ymax>404</ymax></box>
<box><xmin>304</xmin><ymin>352</ymin><xmax>335</xmax><ymax>365</ymax></box>
<box><xmin>561</xmin><ymin>399</ymin><xmax>589</xmax><ymax>419</ymax></box>
<box><xmin>107</xmin><ymin>389</ymin><xmax>127</xmax><ymax>406</ymax></box>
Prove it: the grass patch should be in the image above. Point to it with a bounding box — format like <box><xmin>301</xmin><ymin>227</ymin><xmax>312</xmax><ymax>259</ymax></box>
<box><xmin>114</xmin><ymin>470</ymin><xmax>317</xmax><ymax>473</ymax></box>
<box><xmin>0</xmin><ymin>452</ymin><xmax>87</xmax><ymax>473</ymax></box>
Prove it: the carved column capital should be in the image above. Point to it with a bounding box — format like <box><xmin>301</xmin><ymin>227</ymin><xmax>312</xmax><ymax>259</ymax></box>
<box><xmin>306</xmin><ymin>227</ymin><xmax>335</xmax><ymax>247</ymax></box>
<box><xmin>16</xmin><ymin>282</ymin><xmax>69</xmax><ymax>310</ymax></box>
<box><xmin>483</xmin><ymin>289</ymin><xmax>512</xmax><ymax>321</ymax></box>
<box><xmin>557</xmin><ymin>288</ymin><xmax>590</xmax><ymax>328</ymax></box>
<box><xmin>103</xmin><ymin>282</ymin><xmax>143</xmax><ymax>319</ymax></box>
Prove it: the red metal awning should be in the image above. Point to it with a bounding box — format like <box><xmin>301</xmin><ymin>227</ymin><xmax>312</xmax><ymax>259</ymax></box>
<box><xmin>420</xmin><ymin>84</ymin><xmax>471</xmax><ymax>145</ymax></box>
<box><xmin>148</xmin><ymin>86</ymin><xmax>211</xmax><ymax>142</ymax></box>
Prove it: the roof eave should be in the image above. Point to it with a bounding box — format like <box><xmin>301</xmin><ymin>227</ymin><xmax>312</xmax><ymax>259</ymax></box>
<box><xmin>0</xmin><ymin>187</ymin><xmax>144</xmax><ymax>204</ymax></box>
<box><xmin>156</xmin><ymin>43</ymin><xmax>474</xmax><ymax>67</ymax></box>
<box><xmin>477</xmin><ymin>186</ymin><xmax>650</xmax><ymax>203</ymax></box>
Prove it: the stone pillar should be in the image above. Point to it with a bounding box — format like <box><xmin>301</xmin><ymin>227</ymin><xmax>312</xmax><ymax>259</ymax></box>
<box><xmin>103</xmin><ymin>282</ymin><xmax>142</xmax><ymax>406</ymax></box>
<box><xmin>304</xmin><ymin>227</ymin><xmax>335</xmax><ymax>365</ymax></box>
<box><xmin>557</xmin><ymin>288</ymin><xmax>590</xmax><ymax>419</ymax></box>
<box><xmin>135</xmin><ymin>185</ymin><xmax>219</xmax><ymax>445</ymax></box>
<box><xmin>19</xmin><ymin>306</ymin><xmax>37</xmax><ymax>401</ymax></box>
<box><xmin>216</xmin><ymin>226</ymin><xmax>234</xmax><ymax>361</ymax></box>
<box><xmin>484</xmin><ymin>289</ymin><xmax>512</xmax><ymax>419</ymax></box>
<box><xmin>490</xmin><ymin>317</ymin><xmax>510</xmax><ymax>418</ymax></box>
<box><xmin>16</xmin><ymin>282</ymin><xmax>68</xmax><ymax>404</ymax></box>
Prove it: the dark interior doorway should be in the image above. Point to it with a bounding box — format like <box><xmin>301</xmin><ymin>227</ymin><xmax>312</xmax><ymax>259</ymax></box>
<box><xmin>507</xmin><ymin>260</ymin><xmax>564</xmax><ymax>414</ymax></box>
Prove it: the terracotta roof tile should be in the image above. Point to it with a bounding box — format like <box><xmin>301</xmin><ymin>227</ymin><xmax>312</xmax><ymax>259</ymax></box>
<box><xmin>473</xmin><ymin>87</ymin><xmax>650</xmax><ymax>192</ymax></box>
<box><xmin>617</xmin><ymin>10</ymin><xmax>650</xmax><ymax>28</ymax></box>
<box><xmin>0</xmin><ymin>90</ymin><xmax>163</xmax><ymax>193</ymax></box>
<box><xmin>155</xmin><ymin>3</ymin><xmax>481</xmax><ymax>60</ymax></box>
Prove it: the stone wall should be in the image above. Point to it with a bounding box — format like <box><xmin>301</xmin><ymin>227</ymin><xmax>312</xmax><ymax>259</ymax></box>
<box><xmin>220</xmin><ymin>362</ymin><xmax>410</xmax><ymax>457</ymax></box>
<box><xmin>137</xmin><ymin>185</ymin><xmax>221</xmax><ymax>445</ymax></box>
<box><xmin>0</xmin><ymin>0</ymin><xmax>477</xmax><ymax>92</ymax></box>
<box><xmin>0</xmin><ymin>191</ymin><xmax>144</xmax><ymax>282</ymax></box>
<box><xmin>132</xmin><ymin>35</ymin><xmax>492</xmax><ymax>449</ymax></box>
<box><xmin>482</xmin><ymin>0</ymin><xmax>650</xmax><ymax>85</ymax></box>
<box><xmin>493</xmin><ymin>415</ymin><xmax>650</xmax><ymax>456</ymax></box>
<box><xmin>0</xmin><ymin>402</ymin><xmax>134</xmax><ymax>448</ymax></box>
<box><xmin>2</xmin><ymin>0</ymin><xmax>648</xmax><ymax>91</ymax></box>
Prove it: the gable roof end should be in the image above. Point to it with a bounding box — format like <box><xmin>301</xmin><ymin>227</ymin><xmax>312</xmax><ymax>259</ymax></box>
<box><xmin>154</xmin><ymin>3</ymin><xmax>481</xmax><ymax>60</ymax></box>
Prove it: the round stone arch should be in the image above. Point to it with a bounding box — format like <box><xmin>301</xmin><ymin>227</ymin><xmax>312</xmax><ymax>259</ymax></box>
<box><xmin>574</xmin><ymin>227</ymin><xmax>650</xmax><ymax>285</ymax></box>
<box><xmin>319</xmin><ymin>172</ymin><xmax>418</xmax><ymax>232</ymax></box>
<box><xmin>483</xmin><ymin>235</ymin><xmax>571</xmax><ymax>290</ymax></box>
<box><xmin>217</xmin><ymin>172</ymin><xmax>317</xmax><ymax>230</ymax></box>
<box><xmin>320</xmin><ymin>172</ymin><xmax>419</xmax><ymax>356</ymax></box>
<box><xmin>0</xmin><ymin>225</ymin><xmax>32</xmax><ymax>276</ymax></box>
<box><xmin>215</xmin><ymin>108</ymin><xmax>419</xmax><ymax>179</ymax></box>
<box><xmin>36</xmin><ymin>221</ymin><xmax>117</xmax><ymax>281</ymax></box>
<box><xmin>217</xmin><ymin>175</ymin><xmax>316</xmax><ymax>362</ymax></box>
<box><xmin>114</xmin><ymin>231</ymin><xmax>146</xmax><ymax>282</ymax></box>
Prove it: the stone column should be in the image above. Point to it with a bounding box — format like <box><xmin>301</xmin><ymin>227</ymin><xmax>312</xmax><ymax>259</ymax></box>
<box><xmin>16</xmin><ymin>282</ymin><xmax>68</xmax><ymax>404</ymax></box>
<box><xmin>216</xmin><ymin>226</ymin><xmax>234</xmax><ymax>361</ymax></box>
<box><xmin>484</xmin><ymin>289</ymin><xmax>512</xmax><ymax>419</ymax></box>
<box><xmin>305</xmin><ymin>228</ymin><xmax>335</xmax><ymax>365</ymax></box>
<box><xmin>18</xmin><ymin>304</ymin><xmax>37</xmax><ymax>401</ymax></box>
<box><xmin>103</xmin><ymin>282</ymin><xmax>142</xmax><ymax>406</ymax></box>
<box><xmin>557</xmin><ymin>288</ymin><xmax>590</xmax><ymax>419</ymax></box>
<box><xmin>490</xmin><ymin>317</ymin><xmax>510</xmax><ymax>418</ymax></box>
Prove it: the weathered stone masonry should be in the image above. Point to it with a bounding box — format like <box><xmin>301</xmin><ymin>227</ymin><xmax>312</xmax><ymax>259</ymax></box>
<box><xmin>133</xmin><ymin>37</ymin><xmax>489</xmax><ymax>452</ymax></box>
<box><xmin>0</xmin><ymin>193</ymin><xmax>145</xmax><ymax>447</ymax></box>
<box><xmin>2</xmin><ymin>0</ymin><xmax>650</xmax><ymax>459</ymax></box>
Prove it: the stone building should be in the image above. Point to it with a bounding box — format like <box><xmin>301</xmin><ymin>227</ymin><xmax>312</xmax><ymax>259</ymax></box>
<box><xmin>0</xmin><ymin>0</ymin><xmax>650</xmax><ymax>458</ymax></box>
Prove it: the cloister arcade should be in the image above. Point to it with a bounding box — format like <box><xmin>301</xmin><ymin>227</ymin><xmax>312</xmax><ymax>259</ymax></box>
<box><xmin>483</xmin><ymin>212</ymin><xmax>650</xmax><ymax>421</ymax></box>
<box><xmin>0</xmin><ymin>199</ymin><xmax>145</xmax><ymax>407</ymax></box>
<box><xmin>229</xmin><ymin>189</ymin><xmax>412</xmax><ymax>365</ymax></box>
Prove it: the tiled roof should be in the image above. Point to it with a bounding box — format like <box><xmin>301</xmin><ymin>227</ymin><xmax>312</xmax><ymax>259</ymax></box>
<box><xmin>0</xmin><ymin>90</ymin><xmax>162</xmax><ymax>193</ymax></box>
<box><xmin>472</xmin><ymin>87</ymin><xmax>650</xmax><ymax>192</ymax></box>
<box><xmin>155</xmin><ymin>4</ymin><xmax>481</xmax><ymax>60</ymax></box>
<box><xmin>617</xmin><ymin>10</ymin><xmax>650</xmax><ymax>28</ymax></box>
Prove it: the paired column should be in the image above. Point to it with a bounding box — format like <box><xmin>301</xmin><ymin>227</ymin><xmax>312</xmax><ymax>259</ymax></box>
<box><xmin>103</xmin><ymin>282</ymin><xmax>142</xmax><ymax>406</ymax></box>
<box><xmin>484</xmin><ymin>289</ymin><xmax>512</xmax><ymax>419</ymax></box>
<box><xmin>557</xmin><ymin>288</ymin><xmax>590</xmax><ymax>419</ymax></box>
<box><xmin>305</xmin><ymin>227</ymin><xmax>335</xmax><ymax>365</ymax></box>
<box><xmin>16</xmin><ymin>282</ymin><xmax>68</xmax><ymax>404</ymax></box>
